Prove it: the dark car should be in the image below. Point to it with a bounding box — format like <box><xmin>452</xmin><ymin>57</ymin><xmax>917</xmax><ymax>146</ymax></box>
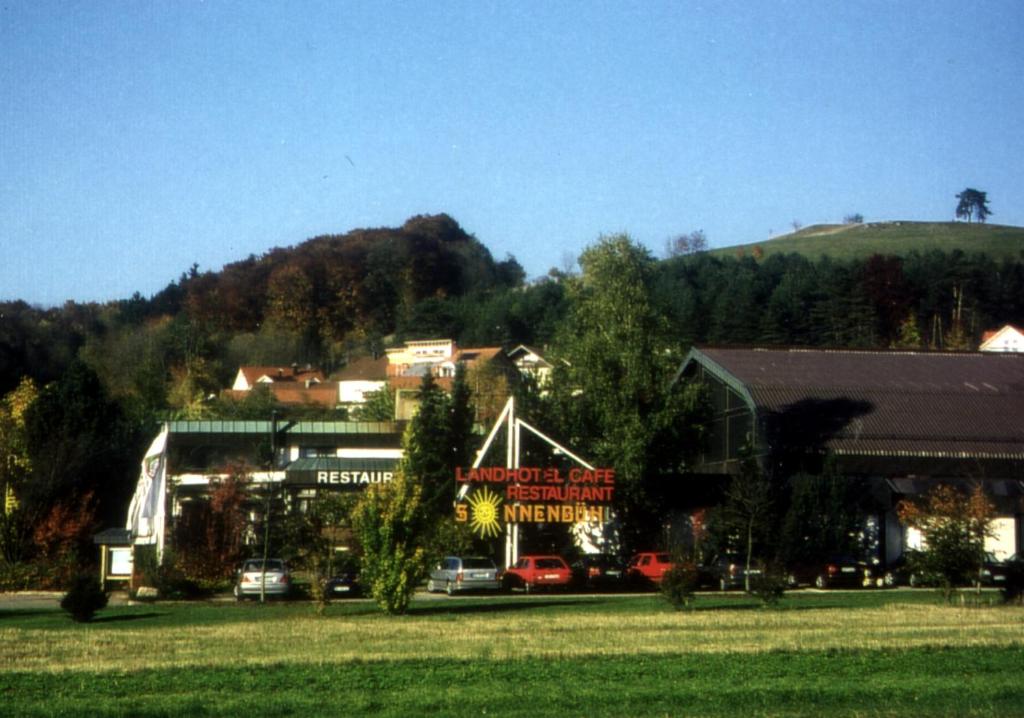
<box><xmin>570</xmin><ymin>554</ymin><xmax>627</xmax><ymax>591</ymax></box>
<box><xmin>978</xmin><ymin>552</ymin><xmax>1010</xmax><ymax>587</ymax></box>
<box><xmin>323</xmin><ymin>571</ymin><xmax>362</xmax><ymax>598</ymax></box>
<box><xmin>880</xmin><ymin>551</ymin><xmax>1008</xmax><ymax>588</ymax></box>
<box><xmin>704</xmin><ymin>554</ymin><xmax>764</xmax><ymax>591</ymax></box>
<box><xmin>877</xmin><ymin>555</ymin><xmax>913</xmax><ymax>587</ymax></box>
<box><xmin>789</xmin><ymin>556</ymin><xmax>873</xmax><ymax>589</ymax></box>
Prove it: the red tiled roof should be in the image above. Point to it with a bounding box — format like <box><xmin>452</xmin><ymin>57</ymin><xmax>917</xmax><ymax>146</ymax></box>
<box><xmin>387</xmin><ymin>376</ymin><xmax>455</xmax><ymax>392</ymax></box>
<box><xmin>456</xmin><ymin>346</ymin><xmax>504</xmax><ymax>364</ymax></box>
<box><xmin>223</xmin><ymin>382</ymin><xmax>339</xmax><ymax>407</ymax></box>
<box><xmin>266</xmin><ymin>382</ymin><xmax>339</xmax><ymax>407</ymax></box>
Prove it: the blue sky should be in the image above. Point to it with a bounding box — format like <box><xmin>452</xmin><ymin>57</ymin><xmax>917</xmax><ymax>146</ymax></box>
<box><xmin>2</xmin><ymin>1</ymin><xmax>1022</xmax><ymax>306</ymax></box>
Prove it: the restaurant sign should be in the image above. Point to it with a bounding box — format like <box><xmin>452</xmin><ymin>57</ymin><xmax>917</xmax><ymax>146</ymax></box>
<box><xmin>454</xmin><ymin>466</ymin><xmax>615</xmax><ymax>538</ymax></box>
<box><xmin>285</xmin><ymin>457</ymin><xmax>396</xmax><ymax>489</ymax></box>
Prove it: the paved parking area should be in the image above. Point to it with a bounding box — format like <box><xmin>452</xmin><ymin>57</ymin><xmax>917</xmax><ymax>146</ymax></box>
<box><xmin>0</xmin><ymin>591</ymin><xmax>132</xmax><ymax>611</ymax></box>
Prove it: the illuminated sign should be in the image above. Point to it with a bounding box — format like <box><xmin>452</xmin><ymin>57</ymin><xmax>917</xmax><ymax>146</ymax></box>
<box><xmin>316</xmin><ymin>470</ymin><xmax>393</xmax><ymax>486</ymax></box>
<box><xmin>454</xmin><ymin>466</ymin><xmax>615</xmax><ymax>538</ymax></box>
<box><xmin>286</xmin><ymin>458</ymin><xmax>396</xmax><ymax>489</ymax></box>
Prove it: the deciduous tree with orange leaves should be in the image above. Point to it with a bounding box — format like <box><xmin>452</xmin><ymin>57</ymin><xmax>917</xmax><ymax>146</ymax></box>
<box><xmin>897</xmin><ymin>483</ymin><xmax>994</xmax><ymax>600</ymax></box>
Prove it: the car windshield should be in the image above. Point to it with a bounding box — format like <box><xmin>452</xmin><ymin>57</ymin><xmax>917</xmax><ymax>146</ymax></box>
<box><xmin>243</xmin><ymin>560</ymin><xmax>283</xmax><ymax>572</ymax></box>
<box><xmin>535</xmin><ymin>558</ymin><xmax>564</xmax><ymax>569</ymax></box>
<box><xmin>461</xmin><ymin>558</ymin><xmax>495</xmax><ymax>569</ymax></box>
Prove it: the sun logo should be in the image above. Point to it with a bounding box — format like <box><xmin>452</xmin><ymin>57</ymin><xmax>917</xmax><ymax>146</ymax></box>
<box><xmin>466</xmin><ymin>487</ymin><xmax>503</xmax><ymax>539</ymax></box>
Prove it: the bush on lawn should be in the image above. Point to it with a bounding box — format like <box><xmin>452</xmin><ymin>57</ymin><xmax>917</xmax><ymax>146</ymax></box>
<box><xmin>661</xmin><ymin>561</ymin><xmax>699</xmax><ymax>610</ymax></box>
<box><xmin>749</xmin><ymin>565</ymin><xmax>787</xmax><ymax>607</ymax></box>
<box><xmin>60</xmin><ymin>573</ymin><xmax>108</xmax><ymax>622</ymax></box>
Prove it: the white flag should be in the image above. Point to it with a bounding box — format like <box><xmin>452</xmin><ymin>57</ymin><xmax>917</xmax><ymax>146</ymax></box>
<box><xmin>126</xmin><ymin>426</ymin><xmax>168</xmax><ymax>542</ymax></box>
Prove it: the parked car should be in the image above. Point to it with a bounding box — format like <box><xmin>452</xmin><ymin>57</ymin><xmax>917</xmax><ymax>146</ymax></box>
<box><xmin>703</xmin><ymin>554</ymin><xmax>764</xmax><ymax>591</ymax></box>
<box><xmin>323</xmin><ymin>570</ymin><xmax>362</xmax><ymax>598</ymax></box>
<box><xmin>626</xmin><ymin>552</ymin><xmax>675</xmax><ymax>588</ymax></box>
<box><xmin>876</xmin><ymin>556</ymin><xmax>912</xmax><ymax>587</ymax></box>
<box><xmin>788</xmin><ymin>556</ymin><xmax>873</xmax><ymax>589</ymax></box>
<box><xmin>501</xmin><ymin>555</ymin><xmax>572</xmax><ymax>592</ymax></box>
<box><xmin>978</xmin><ymin>552</ymin><xmax>1011</xmax><ymax>587</ymax></box>
<box><xmin>880</xmin><ymin>552</ymin><xmax>1009</xmax><ymax>588</ymax></box>
<box><xmin>427</xmin><ymin>556</ymin><xmax>502</xmax><ymax>595</ymax></box>
<box><xmin>570</xmin><ymin>554</ymin><xmax>627</xmax><ymax>591</ymax></box>
<box><xmin>233</xmin><ymin>558</ymin><xmax>291</xmax><ymax>600</ymax></box>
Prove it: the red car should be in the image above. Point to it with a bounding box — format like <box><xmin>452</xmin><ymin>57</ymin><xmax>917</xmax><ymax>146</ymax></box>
<box><xmin>626</xmin><ymin>552</ymin><xmax>675</xmax><ymax>587</ymax></box>
<box><xmin>501</xmin><ymin>555</ymin><xmax>572</xmax><ymax>592</ymax></box>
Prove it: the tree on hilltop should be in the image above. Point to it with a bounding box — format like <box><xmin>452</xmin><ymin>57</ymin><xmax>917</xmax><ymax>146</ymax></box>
<box><xmin>665</xmin><ymin>230</ymin><xmax>708</xmax><ymax>258</ymax></box>
<box><xmin>955</xmin><ymin>188</ymin><xmax>991</xmax><ymax>223</ymax></box>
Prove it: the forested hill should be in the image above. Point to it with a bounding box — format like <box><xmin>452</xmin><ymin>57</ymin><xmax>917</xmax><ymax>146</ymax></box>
<box><xmin>3</xmin><ymin>213</ymin><xmax>1024</xmax><ymax>406</ymax></box>
<box><xmin>713</xmin><ymin>221</ymin><xmax>1024</xmax><ymax>262</ymax></box>
<box><xmin>144</xmin><ymin>213</ymin><xmax>525</xmax><ymax>334</ymax></box>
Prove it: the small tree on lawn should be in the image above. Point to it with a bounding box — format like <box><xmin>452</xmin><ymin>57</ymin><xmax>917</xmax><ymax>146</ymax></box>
<box><xmin>721</xmin><ymin>448</ymin><xmax>773</xmax><ymax>592</ymax></box>
<box><xmin>302</xmin><ymin>492</ymin><xmax>357</xmax><ymax>615</ymax></box>
<box><xmin>352</xmin><ymin>454</ymin><xmax>427</xmax><ymax>615</ymax></box>
<box><xmin>897</xmin><ymin>483</ymin><xmax>994</xmax><ymax>601</ymax></box>
<box><xmin>60</xmin><ymin>572</ymin><xmax>108</xmax><ymax>623</ymax></box>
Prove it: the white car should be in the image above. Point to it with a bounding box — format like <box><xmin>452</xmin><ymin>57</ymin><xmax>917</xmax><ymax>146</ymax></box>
<box><xmin>233</xmin><ymin>558</ymin><xmax>291</xmax><ymax>600</ymax></box>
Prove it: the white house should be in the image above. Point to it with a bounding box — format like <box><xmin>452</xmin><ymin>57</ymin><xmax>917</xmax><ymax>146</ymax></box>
<box><xmin>980</xmin><ymin>325</ymin><xmax>1024</xmax><ymax>353</ymax></box>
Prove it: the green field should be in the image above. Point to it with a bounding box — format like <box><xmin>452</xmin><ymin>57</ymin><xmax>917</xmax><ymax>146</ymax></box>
<box><xmin>712</xmin><ymin>221</ymin><xmax>1024</xmax><ymax>262</ymax></box>
<box><xmin>1</xmin><ymin>591</ymin><xmax>1022</xmax><ymax>717</ymax></box>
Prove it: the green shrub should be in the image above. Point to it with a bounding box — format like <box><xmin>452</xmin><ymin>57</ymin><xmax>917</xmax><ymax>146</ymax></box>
<box><xmin>154</xmin><ymin>562</ymin><xmax>211</xmax><ymax>600</ymax></box>
<box><xmin>0</xmin><ymin>561</ymin><xmax>47</xmax><ymax>591</ymax></box>
<box><xmin>749</xmin><ymin>565</ymin><xmax>787</xmax><ymax>607</ymax></box>
<box><xmin>660</xmin><ymin>561</ymin><xmax>699</xmax><ymax>610</ymax></box>
<box><xmin>60</xmin><ymin>573</ymin><xmax>109</xmax><ymax>622</ymax></box>
<box><xmin>352</xmin><ymin>467</ymin><xmax>426</xmax><ymax>615</ymax></box>
<box><xmin>133</xmin><ymin>545</ymin><xmax>160</xmax><ymax>588</ymax></box>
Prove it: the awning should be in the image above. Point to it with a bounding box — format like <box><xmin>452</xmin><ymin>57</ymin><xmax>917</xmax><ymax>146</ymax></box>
<box><xmin>93</xmin><ymin>527</ymin><xmax>132</xmax><ymax>546</ymax></box>
<box><xmin>285</xmin><ymin>457</ymin><xmax>398</xmax><ymax>488</ymax></box>
<box><xmin>886</xmin><ymin>478</ymin><xmax>1024</xmax><ymax>498</ymax></box>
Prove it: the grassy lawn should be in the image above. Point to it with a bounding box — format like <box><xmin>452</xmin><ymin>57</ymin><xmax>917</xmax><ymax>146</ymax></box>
<box><xmin>1</xmin><ymin>590</ymin><xmax>1022</xmax><ymax>717</ymax></box>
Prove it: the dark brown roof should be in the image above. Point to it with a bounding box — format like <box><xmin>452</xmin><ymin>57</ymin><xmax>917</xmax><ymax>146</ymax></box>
<box><xmin>334</xmin><ymin>355</ymin><xmax>388</xmax><ymax>381</ymax></box>
<box><xmin>691</xmin><ymin>348</ymin><xmax>1024</xmax><ymax>461</ymax></box>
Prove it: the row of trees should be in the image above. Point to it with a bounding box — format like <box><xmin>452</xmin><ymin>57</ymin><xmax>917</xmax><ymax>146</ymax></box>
<box><xmin>0</xmin><ymin>365</ymin><xmax>143</xmax><ymax>586</ymax></box>
<box><xmin>704</xmin><ymin>448</ymin><xmax>1001</xmax><ymax>601</ymax></box>
<box><xmin>3</xmin><ymin>243</ymin><xmax>1021</xmax><ymax>423</ymax></box>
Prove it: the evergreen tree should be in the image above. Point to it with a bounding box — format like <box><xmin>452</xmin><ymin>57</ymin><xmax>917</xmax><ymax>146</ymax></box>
<box><xmin>405</xmin><ymin>372</ymin><xmax>454</xmax><ymax>519</ymax></box>
<box><xmin>778</xmin><ymin>465</ymin><xmax>865</xmax><ymax>566</ymax></box>
<box><xmin>447</xmin><ymin>364</ymin><xmax>475</xmax><ymax>473</ymax></box>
